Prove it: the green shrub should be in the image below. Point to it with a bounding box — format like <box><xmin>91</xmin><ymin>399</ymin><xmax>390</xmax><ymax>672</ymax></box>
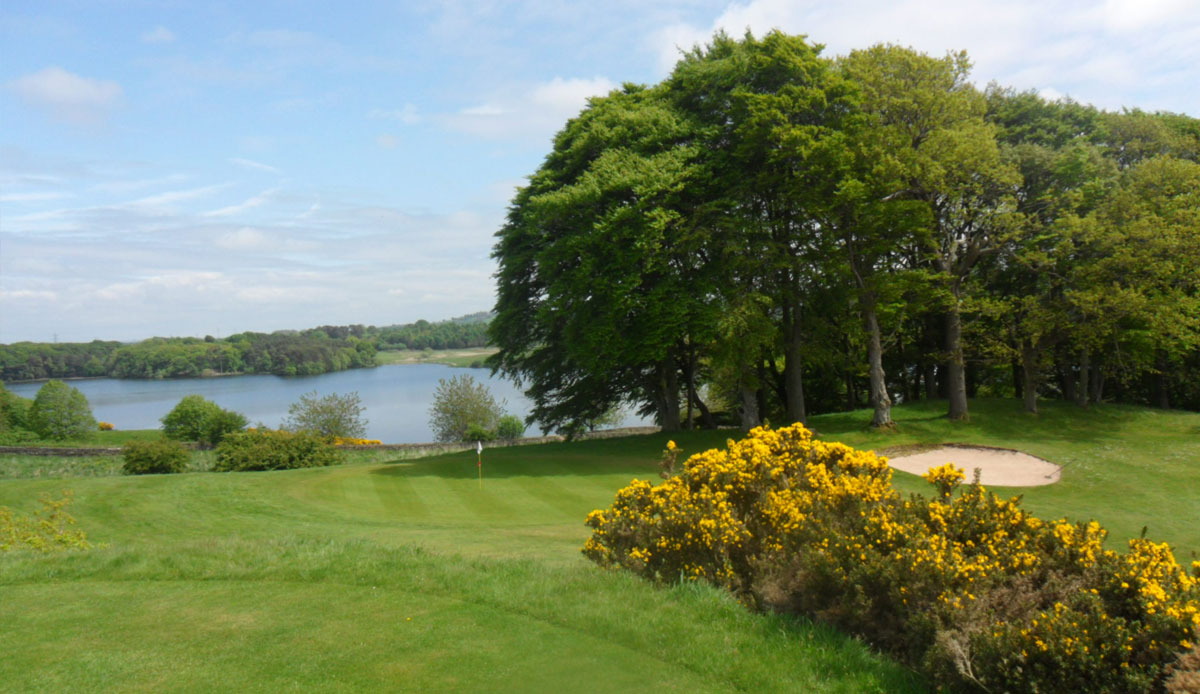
<box><xmin>0</xmin><ymin>384</ymin><xmax>32</xmax><ymax>432</ymax></box>
<box><xmin>464</xmin><ymin>423</ymin><xmax>496</xmax><ymax>442</ymax></box>
<box><xmin>0</xmin><ymin>428</ymin><xmax>40</xmax><ymax>445</ymax></box>
<box><xmin>583</xmin><ymin>424</ymin><xmax>1200</xmax><ymax>694</ymax></box>
<box><xmin>161</xmin><ymin>395</ymin><xmax>247</xmax><ymax>446</ymax></box>
<box><xmin>428</xmin><ymin>374</ymin><xmax>503</xmax><ymax>442</ymax></box>
<box><xmin>282</xmin><ymin>390</ymin><xmax>367</xmax><ymax>440</ymax></box>
<box><xmin>28</xmin><ymin>380</ymin><xmax>96</xmax><ymax>441</ymax></box>
<box><xmin>214</xmin><ymin>428</ymin><xmax>342</xmax><ymax>472</ymax></box>
<box><xmin>122</xmin><ymin>439</ymin><xmax>189</xmax><ymax>475</ymax></box>
<box><xmin>0</xmin><ymin>490</ymin><xmax>89</xmax><ymax>553</ymax></box>
<box><xmin>495</xmin><ymin>415</ymin><xmax>526</xmax><ymax>442</ymax></box>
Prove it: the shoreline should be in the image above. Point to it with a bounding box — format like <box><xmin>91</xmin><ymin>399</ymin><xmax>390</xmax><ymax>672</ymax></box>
<box><xmin>2</xmin><ymin>350</ymin><xmax>498</xmax><ymax>386</ymax></box>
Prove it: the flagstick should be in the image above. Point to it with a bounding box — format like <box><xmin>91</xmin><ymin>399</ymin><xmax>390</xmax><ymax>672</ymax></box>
<box><xmin>476</xmin><ymin>440</ymin><xmax>483</xmax><ymax>489</ymax></box>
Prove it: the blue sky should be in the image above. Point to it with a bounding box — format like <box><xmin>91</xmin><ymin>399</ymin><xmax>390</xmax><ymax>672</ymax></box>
<box><xmin>2</xmin><ymin>0</ymin><xmax>1198</xmax><ymax>343</ymax></box>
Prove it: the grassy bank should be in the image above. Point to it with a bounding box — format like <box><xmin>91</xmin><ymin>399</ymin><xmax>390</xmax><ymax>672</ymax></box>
<box><xmin>375</xmin><ymin>347</ymin><xmax>498</xmax><ymax>368</ymax></box>
<box><xmin>2</xmin><ymin>398</ymin><xmax>1196</xmax><ymax>691</ymax></box>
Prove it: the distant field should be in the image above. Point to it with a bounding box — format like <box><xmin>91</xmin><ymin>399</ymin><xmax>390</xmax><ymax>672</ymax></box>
<box><xmin>375</xmin><ymin>347</ymin><xmax>497</xmax><ymax>368</ymax></box>
<box><xmin>2</xmin><ymin>398</ymin><xmax>1197</xmax><ymax>692</ymax></box>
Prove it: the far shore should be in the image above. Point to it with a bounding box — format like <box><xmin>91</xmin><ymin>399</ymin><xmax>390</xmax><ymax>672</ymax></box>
<box><xmin>2</xmin><ymin>349</ymin><xmax>500</xmax><ymax>385</ymax></box>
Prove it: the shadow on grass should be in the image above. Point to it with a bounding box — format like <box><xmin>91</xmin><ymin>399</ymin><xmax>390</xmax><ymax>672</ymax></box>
<box><xmin>816</xmin><ymin>398</ymin><xmax>1141</xmax><ymax>449</ymax></box>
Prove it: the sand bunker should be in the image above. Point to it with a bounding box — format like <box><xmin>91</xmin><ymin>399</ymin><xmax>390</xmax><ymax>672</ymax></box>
<box><xmin>887</xmin><ymin>445</ymin><xmax>1061</xmax><ymax>487</ymax></box>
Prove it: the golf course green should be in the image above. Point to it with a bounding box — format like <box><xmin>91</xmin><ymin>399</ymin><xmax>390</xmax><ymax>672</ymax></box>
<box><xmin>2</xmin><ymin>399</ymin><xmax>1197</xmax><ymax>692</ymax></box>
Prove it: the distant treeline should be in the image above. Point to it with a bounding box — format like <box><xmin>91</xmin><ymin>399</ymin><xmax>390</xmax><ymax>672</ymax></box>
<box><xmin>0</xmin><ymin>313</ymin><xmax>492</xmax><ymax>381</ymax></box>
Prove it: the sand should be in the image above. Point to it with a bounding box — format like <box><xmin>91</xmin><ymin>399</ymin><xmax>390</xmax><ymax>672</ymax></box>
<box><xmin>886</xmin><ymin>445</ymin><xmax>1061</xmax><ymax>487</ymax></box>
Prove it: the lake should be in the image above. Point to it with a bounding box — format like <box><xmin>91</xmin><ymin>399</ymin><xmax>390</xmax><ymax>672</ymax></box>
<box><xmin>4</xmin><ymin>365</ymin><xmax>643</xmax><ymax>443</ymax></box>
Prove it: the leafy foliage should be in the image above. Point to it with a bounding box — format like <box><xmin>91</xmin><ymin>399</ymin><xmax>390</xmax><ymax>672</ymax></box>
<box><xmin>584</xmin><ymin>424</ymin><xmax>1200</xmax><ymax>694</ymax></box>
<box><xmin>428</xmin><ymin>374</ymin><xmax>504</xmax><ymax>442</ymax></box>
<box><xmin>160</xmin><ymin>395</ymin><xmax>247</xmax><ymax>447</ymax></box>
<box><xmin>122</xmin><ymin>439</ymin><xmax>190</xmax><ymax>475</ymax></box>
<box><xmin>283</xmin><ymin>391</ymin><xmax>367</xmax><ymax>440</ymax></box>
<box><xmin>0</xmin><ymin>490</ymin><xmax>89</xmax><ymax>553</ymax></box>
<box><xmin>495</xmin><ymin>415</ymin><xmax>526</xmax><ymax>442</ymax></box>
<box><xmin>28</xmin><ymin>380</ymin><xmax>96</xmax><ymax>441</ymax></box>
<box><xmin>490</xmin><ymin>29</ymin><xmax>1200</xmax><ymax>436</ymax></box>
<box><xmin>213</xmin><ymin>428</ymin><xmax>343</xmax><ymax>472</ymax></box>
<box><xmin>0</xmin><ymin>384</ymin><xmax>33</xmax><ymax>434</ymax></box>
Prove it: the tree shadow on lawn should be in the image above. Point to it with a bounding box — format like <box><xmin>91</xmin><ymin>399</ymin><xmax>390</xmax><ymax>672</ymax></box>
<box><xmin>816</xmin><ymin>399</ymin><xmax>1140</xmax><ymax>449</ymax></box>
<box><xmin>367</xmin><ymin>429</ymin><xmax>739</xmax><ymax>481</ymax></box>
<box><xmin>369</xmin><ymin>446</ymin><xmax>657</xmax><ymax>481</ymax></box>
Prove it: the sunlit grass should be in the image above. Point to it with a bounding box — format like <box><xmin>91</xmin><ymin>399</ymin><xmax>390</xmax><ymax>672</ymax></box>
<box><xmin>2</xmin><ymin>398</ymin><xmax>1196</xmax><ymax>691</ymax></box>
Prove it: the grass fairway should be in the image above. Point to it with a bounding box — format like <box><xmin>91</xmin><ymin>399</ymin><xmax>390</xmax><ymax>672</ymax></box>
<box><xmin>2</xmin><ymin>399</ymin><xmax>1196</xmax><ymax>692</ymax></box>
<box><xmin>1</xmin><ymin>431</ymin><xmax>922</xmax><ymax>692</ymax></box>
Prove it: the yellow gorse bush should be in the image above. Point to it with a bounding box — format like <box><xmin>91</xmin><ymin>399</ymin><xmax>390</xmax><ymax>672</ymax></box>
<box><xmin>97</xmin><ymin>421</ymin><xmax>114</xmax><ymax>431</ymax></box>
<box><xmin>0</xmin><ymin>490</ymin><xmax>89</xmax><ymax>553</ymax></box>
<box><xmin>331</xmin><ymin>437</ymin><xmax>382</xmax><ymax>446</ymax></box>
<box><xmin>583</xmin><ymin>423</ymin><xmax>1200</xmax><ymax>694</ymax></box>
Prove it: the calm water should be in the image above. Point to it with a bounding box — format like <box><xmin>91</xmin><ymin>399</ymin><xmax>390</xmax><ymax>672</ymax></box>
<box><xmin>4</xmin><ymin>365</ymin><xmax>617</xmax><ymax>443</ymax></box>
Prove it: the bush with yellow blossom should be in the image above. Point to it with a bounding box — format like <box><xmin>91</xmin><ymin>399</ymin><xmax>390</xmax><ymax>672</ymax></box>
<box><xmin>583</xmin><ymin>423</ymin><xmax>1200</xmax><ymax>694</ymax></box>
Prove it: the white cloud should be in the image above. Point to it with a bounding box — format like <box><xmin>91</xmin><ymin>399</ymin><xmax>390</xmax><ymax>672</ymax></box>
<box><xmin>91</xmin><ymin>174</ymin><xmax>189</xmax><ymax>195</ymax></box>
<box><xmin>646</xmin><ymin>0</ymin><xmax>1200</xmax><ymax>116</ymax></box>
<box><xmin>531</xmin><ymin>77</ymin><xmax>617</xmax><ymax>113</ymax></box>
<box><xmin>230</xmin><ymin>157</ymin><xmax>282</xmax><ymax>174</ymax></box>
<box><xmin>460</xmin><ymin>104</ymin><xmax>508</xmax><ymax>117</ymax></box>
<box><xmin>123</xmin><ymin>183</ymin><xmax>231</xmax><ymax>212</ymax></box>
<box><xmin>1099</xmin><ymin>0</ymin><xmax>1193</xmax><ymax>32</ymax></box>
<box><xmin>443</xmin><ymin>76</ymin><xmax>617</xmax><ymax>139</ymax></box>
<box><xmin>0</xmin><ymin>191</ymin><xmax>71</xmax><ymax>203</ymax></box>
<box><xmin>375</xmin><ymin>134</ymin><xmax>400</xmax><ymax>149</ymax></box>
<box><xmin>204</xmin><ymin>187</ymin><xmax>281</xmax><ymax>217</ymax></box>
<box><xmin>0</xmin><ymin>289</ymin><xmax>58</xmax><ymax>302</ymax></box>
<box><xmin>141</xmin><ymin>26</ymin><xmax>176</xmax><ymax>43</ymax></box>
<box><xmin>8</xmin><ymin>66</ymin><xmax>123</xmax><ymax>125</ymax></box>
<box><xmin>368</xmin><ymin>104</ymin><xmax>420</xmax><ymax>124</ymax></box>
<box><xmin>216</xmin><ymin>227</ymin><xmax>271</xmax><ymax>250</ymax></box>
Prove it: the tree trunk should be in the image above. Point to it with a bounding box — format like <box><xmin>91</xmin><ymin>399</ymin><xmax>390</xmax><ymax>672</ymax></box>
<box><xmin>1076</xmin><ymin>351</ymin><xmax>1090</xmax><ymax>408</ymax></box>
<box><xmin>690</xmin><ymin>389</ymin><xmax>715</xmax><ymax>429</ymax></box>
<box><xmin>1090</xmin><ymin>358</ymin><xmax>1105</xmax><ymax>405</ymax></box>
<box><xmin>784</xmin><ymin>305</ymin><xmax>807</xmax><ymax>425</ymax></box>
<box><xmin>756</xmin><ymin>383</ymin><xmax>768</xmax><ymax>427</ymax></box>
<box><xmin>684</xmin><ymin>345</ymin><xmax>696</xmax><ymax>430</ymax></box>
<box><xmin>740</xmin><ymin>385</ymin><xmax>760</xmax><ymax>430</ymax></box>
<box><xmin>966</xmin><ymin>361</ymin><xmax>979</xmax><ymax>399</ymax></box>
<box><xmin>865</xmin><ymin>301</ymin><xmax>894</xmax><ymax>429</ymax></box>
<box><xmin>945</xmin><ymin>305</ymin><xmax>969</xmax><ymax>421</ymax></box>
<box><xmin>1012</xmin><ymin>358</ymin><xmax>1024</xmax><ymax>399</ymax></box>
<box><xmin>1060</xmin><ymin>364</ymin><xmax>1076</xmax><ymax>404</ymax></box>
<box><xmin>660</xmin><ymin>360</ymin><xmax>681</xmax><ymax>431</ymax></box>
<box><xmin>1021</xmin><ymin>339</ymin><xmax>1039</xmax><ymax>414</ymax></box>
<box><xmin>924</xmin><ymin>361</ymin><xmax>937</xmax><ymax>400</ymax></box>
<box><xmin>1154</xmin><ymin>351</ymin><xmax>1171</xmax><ymax>409</ymax></box>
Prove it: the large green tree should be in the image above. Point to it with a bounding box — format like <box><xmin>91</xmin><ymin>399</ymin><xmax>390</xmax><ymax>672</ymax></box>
<box><xmin>844</xmin><ymin>46</ymin><xmax>1020</xmax><ymax>422</ymax></box>
<box><xmin>28</xmin><ymin>380</ymin><xmax>96</xmax><ymax>441</ymax></box>
<box><xmin>490</xmin><ymin>84</ymin><xmax>713</xmax><ymax>432</ymax></box>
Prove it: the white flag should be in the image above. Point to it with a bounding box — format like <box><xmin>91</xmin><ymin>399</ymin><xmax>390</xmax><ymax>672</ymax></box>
<box><xmin>476</xmin><ymin>440</ymin><xmax>483</xmax><ymax>455</ymax></box>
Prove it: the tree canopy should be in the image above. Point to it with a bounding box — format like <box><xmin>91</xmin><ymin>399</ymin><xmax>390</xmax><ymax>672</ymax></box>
<box><xmin>490</xmin><ymin>30</ymin><xmax>1200</xmax><ymax>432</ymax></box>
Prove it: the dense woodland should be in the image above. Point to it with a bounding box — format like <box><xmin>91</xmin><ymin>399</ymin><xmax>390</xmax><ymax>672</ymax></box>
<box><xmin>490</xmin><ymin>31</ymin><xmax>1200</xmax><ymax>433</ymax></box>
<box><xmin>0</xmin><ymin>314</ymin><xmax>490</xmax><ymax>382</ymax></box>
